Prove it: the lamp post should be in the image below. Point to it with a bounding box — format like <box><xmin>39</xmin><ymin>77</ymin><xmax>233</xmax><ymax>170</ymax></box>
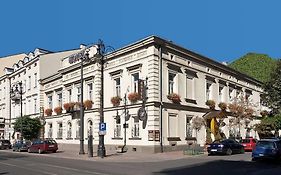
<box><xmin>10</xmin><ymin>81</ymin><xmax>23</xmax><ymax>141</ymax></box>
<box><xmin>96</xmin><ymin>40</ymin><xmax>106</xmax><ymax>158</ymax></box>
<box><xmin>78</xmin><ymin>49</ymin><xmax>90</xmax><ymax>155</ymax></box>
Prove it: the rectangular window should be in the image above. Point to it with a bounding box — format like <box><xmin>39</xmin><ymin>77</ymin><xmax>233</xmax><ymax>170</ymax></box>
<box><xmin>48</xmin><ymin>123</ymin><xmax>53</xmax><ymax>138</ymax></box>
<box><xmin>34</xmin><ymin>73</ymin><xmax>37</xmax><ymax>88</ymax></box>
<box><xmin>186</xmin><ymin>116</ymin><xmax>192</xmax><ymax>138</ymax></box>
<box><xmin>68</xmin><ymin>89</ymin><xmax>72</xmax><ymax>102</ymax></box>
<box><xmin>28</xmin><ymin>76</ymin><xmax>31</xmax><ymax>90</ymax></box>
<box><xmin>114</xmin><ymin>116</ymin><xmax>121</xmax><ymax>138</ymax></box>
<box><xmin>114</xmin><ymin>78</ymin><xmax>121</xmax><ymax>97</ymax></box>
<box><xmin>34</xmin><ymin>98</ymin><xmax>37</xmax><ymax>113</ymax></box>
<box><xmin>77</xmin><ymin>87</ymin><xmax>81</xmax><ymax>102</ymax></box>
<box><xmin>87</xmin><ymin>84</ymin><xmax>93</xmax><ymax>100</ymax></box>
<box><xmin>206</xmin><ymin>81</ymin><xmax>212</xmax><ymax>101</ymax></box>
<box><xmin>186</xmin><ymin>77</ymin><xmax>194</xmax><ymax>99</ymax></box>
<box><xmin>3</xmin><ymin>87</ymin><xmax>5</xmax><ymax>99</ymax></box>
<box><xmin>57</xmin><ymin>123</ymin><xmax>63</xmax><ymax>139</ymax></box>
<box><xmin>168</xmin><ymin>114</ymin><xmax>178</xmax><ymax>137</ymax></box>
<box><xmin>132</xmin><ymin>73</ymin><xmax>139</xmax><ymax>93</ymax></box>
<box><xmin>219</xmin><ymin>85</ymin><xmax>224</xmax><ymax>102</ymax></box>
<box><xmin>57</xmin><ymin>93</ymin><xmax>62</xmax><ymax>107</ymax></box>
<box><xmin>169</xmin><ymin>73</ymin><xmax>176</xmax><ymax>94</ymax></box>
<box><xmin>132</xmin><ymin>117</ymin><xmax>140</xmax><ymax>138</ymax></box>
<box><xmin>24</xmin><ymin>80</ymin><xmax>27</xmax><ymax>92</ymax></box>
<box><xmin>48</xmin><ymin>96</ymin><xmax>53</xmax><ymax>109</ymax></box>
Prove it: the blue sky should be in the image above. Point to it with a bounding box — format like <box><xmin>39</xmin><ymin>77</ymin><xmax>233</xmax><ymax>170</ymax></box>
<box><xmin>0</xmin><ymin>0</ymin><xmax>280</xmax><ymax>62</ymax></box>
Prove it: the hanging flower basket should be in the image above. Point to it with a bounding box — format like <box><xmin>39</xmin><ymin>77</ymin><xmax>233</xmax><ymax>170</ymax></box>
<box><xmin>63</xmin><ymin>102</ymin><xmax>75</xmax><ymax>112</ymax></box>
<box><xmin>167</xmin><ymin>93</ymin><xmax>181</xmax><ymax>103</ymax></box>
<box><xmin>128</xmin><ymin>92</ymin><xmax>140</xmax><ymax>103</ymax></box>
<box><xmin>111</xmin><ymin>96</ymin><xmax>122</xmax><ymax>107</ymax></box>
<box><xmin>218</xmin><ymin>102</ymin><xmax>227</xmax><ymax>111</ymax></box>
<box><xmin>206</xmin><ymin>100</ymin><xmax>216</xmax><ymax>110</ymax></box>
<box><xmin>45</xmin><ymin>108</ymin><xmax>53</xmax><ymax>116</ymax></box>
<box><xmin>54</xmin><ymin>106</ymin><xmax>63</xmax><ymax>115</ymax></box>
<box><xmin>83</xmin><ymin>100</ymin><xmax>93</xmax><ymax>110</ymax></box>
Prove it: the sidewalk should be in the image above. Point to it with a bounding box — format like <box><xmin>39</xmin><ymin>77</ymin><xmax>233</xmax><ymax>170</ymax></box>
<box><xmin>33</xmin><ymin>144</ymin><xmax>205</xmax><ymax>162</ymax></box>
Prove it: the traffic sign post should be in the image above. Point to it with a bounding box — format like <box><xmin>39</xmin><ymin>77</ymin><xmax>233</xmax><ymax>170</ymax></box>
<box><xmin>99</xmin><ymin>122</ymin><xmax>106</xmax><ymax>135</ymax></box>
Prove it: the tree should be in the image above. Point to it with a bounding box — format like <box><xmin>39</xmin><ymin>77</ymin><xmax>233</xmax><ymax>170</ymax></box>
<box><xmin>229</xmin><ymin>53</ymin><xmax>277</xmax><ymax>83</ymax></box>
<box><xmin>228</xmin><ymin>95</ymin><xmax>255</xmax><ymax>137</ymax></box>
<box><xmin>255</xmin><ymin>114</ymin><xmax>281</xmax><ymax>138</ymax></box>
<box><xmin>262</xmin><ymin>60</ymin><xmax>281</xmax><ymax>115</ymax></box>
<box><xmin>14</xmin><ymin>116</ymin><xmax>42</xmax><ymax>140</ymax></box>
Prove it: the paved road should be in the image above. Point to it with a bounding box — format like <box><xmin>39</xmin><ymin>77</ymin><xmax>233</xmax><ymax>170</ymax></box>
<box><xmin>1</xmin><ymin>150</ymin><xmax>281</xmax><ymax>175</ymax></box>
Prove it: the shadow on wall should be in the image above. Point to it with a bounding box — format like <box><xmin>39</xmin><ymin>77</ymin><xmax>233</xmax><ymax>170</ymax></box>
<box><xmin>153</xmin><ymin>160</ymin><xmax>281</xmax><ymax>175</ymax></box>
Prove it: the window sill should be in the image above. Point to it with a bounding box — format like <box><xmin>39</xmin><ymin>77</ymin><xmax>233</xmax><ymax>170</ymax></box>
<box><xmin>185</xmin><ymin>137</ymin><xmax>196</xmax><ymax>141</ymax></box>
<box><xmin>184</xmin><ymin>98</ymin><xmax>197</xmax><ymax>104</ymax></box>
<box><xmin>75</xmin><ymin>138</ymin><xmax>80</xmax><ymax>140</ymax></box>
<box><xmin>56</xmin><ymin>138</ymin><xmax>62</xmax><ymax>140</ymax></box>
<box><xmin>167</xmin><ymin>137</ymin><xmax>181</xmax><ymax>141</ymax></box>
<box><xmin>112</xmin><ymin>137</ymin><xmax>123</xmax><ymax>140</ymax></box>
<box><xmin>66</xmin><ymin>138</ymin><xmax>73</xmax><ymax>140</ymax></box>
<box><xmin>129</xmin><ymin>137</ymin><xmax>142</xmax><ymax>140</ymax></box>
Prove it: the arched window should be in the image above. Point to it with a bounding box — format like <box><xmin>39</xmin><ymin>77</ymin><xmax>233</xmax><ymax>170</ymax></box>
<box><xmin>88</xmin><ymin>120</ymin><xmax>93</xmax><ymax>137</ymax></box>
<box><xmin>67</xmin><ymin>122</ymin><xmax>72</xmax><ymax>139</ymax></box>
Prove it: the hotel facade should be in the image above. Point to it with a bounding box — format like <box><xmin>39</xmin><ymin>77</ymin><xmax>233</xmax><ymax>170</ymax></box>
<box><xmin>0</xmin><ymin>36</ymin><xmax>264</xmax><ymax>153</ymax></box>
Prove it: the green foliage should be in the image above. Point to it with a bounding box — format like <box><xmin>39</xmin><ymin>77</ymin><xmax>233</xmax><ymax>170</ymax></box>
<box><xmin>13</xmin><ymin>116</ymin><xmax>42</xmax><ymax>140</ymax></box>
<box><xmin>255</xmin><ymin>114</ymin><xmax>281</xmax><ymax>138</ymax></box>
<box><xmin>205</xmin><ymin>128</ymin><xmax>212</xmax><ymax>144</ymax></box>
<box><xmin>229</xmin><ymin>53</ymin><xmax>277</xmax><ymax>83</ymax></box>
<box><xmin>262</xmin><ymin>60</ymin><xmax>281</xmax><ymax>114</ymax></box>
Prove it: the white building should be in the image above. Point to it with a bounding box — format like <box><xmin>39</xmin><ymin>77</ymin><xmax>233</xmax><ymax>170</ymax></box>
<box><xmin>39</xmin><ymin>36</ymin><xmax>264</xmax><ymax>153</ymax></box>
<box><xmin>0</xmin><ymin>47</ymin><xmax>81</xmax><ymax>140</ymax></box>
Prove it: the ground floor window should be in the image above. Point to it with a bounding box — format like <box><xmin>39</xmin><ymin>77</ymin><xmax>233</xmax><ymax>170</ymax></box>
<box><xmin>131</xmin><ymin>116</ymin><xmax>140</xmax><ymax>138</ymax></box>
<box><xmin>186</xmin><ymin>116</ymin><xmax>193</xmax><ymax>138</ymax></box>
<box><xmin>114</xmin><ymin>115</ymin><xmax>121</xmax><ymax>138</ymax></box>
<box><xmin>48</xmin><ymin>123</ymin><xmax>53</xmax><ymax>138</ymax></box>
<box><xmin>67</xmin><ymin>122</ymin><xmax>72</xmax><ymax>138</ymax></box>
<box><xmin>168</xmin><ymin>114</ymin><xmax>178</xmax><ymax>137</ymax></box>
<box><xmin>57</xmin><ymin>123</ymin><xmax>63</xmax><ymax>138</ymax></box>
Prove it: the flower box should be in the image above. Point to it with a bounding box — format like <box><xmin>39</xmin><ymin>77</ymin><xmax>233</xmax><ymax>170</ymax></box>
<box><xmin>128</xmin><ymin>92</ymin><xmax>140</xmax><ymax>103</ymax></box>
<box><xmin>218</xmin><ymin>102</ymin><xmax>227</xmax><ymax>111</ymax></box>
<box><xmin>111</xmin><ymin>96</ymin><xmax>122</xmax><ymax>107</ymax></box>
<box><xmin>206</xmin><ymin>100</ymin><xmax>216</xmax><ymax>110</ymax></box>
<box><xmin>54</xmin><ymin>106</ymin><xmax>62</xmax><ymax>115</ymax></box>
<box><xmin>83</xmin><ymin>100</ymin><xmax>93</xmax><ymax>110</ymax></box>
<box><xmin>63</xmin><ymin>102</ymin><xmax>75</xmax><ymax>112</ymax></box>
<box><xmin>167</xmin><ymin>93</ymin><xmax>181</xmax><ymax>103</ymax></box>
<box><xmin>45</xmin><ymin>108</ymin><xmax>53</xmax><ymax>116</ymax></box>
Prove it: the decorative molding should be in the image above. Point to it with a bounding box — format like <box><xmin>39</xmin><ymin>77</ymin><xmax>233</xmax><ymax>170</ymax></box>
<box><xmin>184</xmin><ymin>98</ymin><xmax>197</xmax><ymax>104</ymax></box>
<box><xmin>126</xmin><ymin>64</ymin><xmax>142</xmax><ymax>72</ymax></box>
<box><xmin>167</xmin><ymin>137</ymin><xmax>181</xmax><ymax>141</ymax></box>
<box><xmin>167</xmin><ymin>63</ymin><xmax>182</xmax><ymax>73</ymax></box>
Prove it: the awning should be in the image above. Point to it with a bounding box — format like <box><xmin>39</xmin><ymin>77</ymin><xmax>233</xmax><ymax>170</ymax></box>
<box><xmin>203</xmin><ymin>111</ymin><xmax>227</xmax><ymax>119</ymax></box>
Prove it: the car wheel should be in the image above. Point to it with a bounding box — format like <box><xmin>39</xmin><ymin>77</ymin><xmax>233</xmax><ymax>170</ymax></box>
<box><xmin>52</xmin><ymin>150</ymin><xmax>57</xmax><ymax>153</ymax></box>
<box><xmin>38</xmin><ymin>149</ymin><xmax>42</xmax><ymax>154</ymax></box>
<box><xmin>226</xmin><ymin>148</ymin><xmax>232</xmax><ymax>155</ymax></box>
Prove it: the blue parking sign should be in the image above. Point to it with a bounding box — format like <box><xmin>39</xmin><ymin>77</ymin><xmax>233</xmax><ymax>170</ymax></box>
<box><xmin>99</xmin><ymin>123</ymin><xmax>106</xmax><ymax>131</ymax></box>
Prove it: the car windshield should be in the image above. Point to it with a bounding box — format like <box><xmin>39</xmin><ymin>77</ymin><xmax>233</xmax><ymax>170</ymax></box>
<box><xmin>44</xmin><ymin>140</ymin><xmax>56</xmax><ymax>144</ymax></box>
<box><xmin>241</xmin><ymin>139</ymin><xmax>250</xmax><ymax>143</ymax></box>
<box><xmin>256</xmin><ymin>141</ymin><xmax>275</xmax><ymax>149</ymax></box>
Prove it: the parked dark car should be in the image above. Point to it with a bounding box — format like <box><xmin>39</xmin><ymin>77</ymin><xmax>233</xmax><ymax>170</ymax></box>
<box><xmin>28</xmin><ymin>139</ymin><xmax>58</xmax><ymax>154</ymax></box>
<box><xmin>207</xmin><ymin>139</ymin><xmax>245</xmax><ymax>155</ymax></box>
<box><xmin>252</xmin><ymin>139</ymin><xmax>281</xmax><ymax>161</ymax></box>
<box><xmin>0</xmin><ymin>139</ymin><xmax>12</xmax><ymax>149</ymax></box>
<box><xmin>12</xmin><ymin>140</ymin><xmax>31</xmax><ymax>152</ymax></box>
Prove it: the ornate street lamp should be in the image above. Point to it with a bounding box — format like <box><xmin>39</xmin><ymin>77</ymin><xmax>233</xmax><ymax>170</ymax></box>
<box><xmin>10</xmin><ymin>81</ymin><xmax>23</xmax><ymax>141</ymax></box>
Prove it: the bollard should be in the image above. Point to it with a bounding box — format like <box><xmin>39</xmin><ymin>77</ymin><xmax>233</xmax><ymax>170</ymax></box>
<box><xmin>88</xmin><ymin>135</ymin><xmax>93</xmax><ymax>157</ymax></box>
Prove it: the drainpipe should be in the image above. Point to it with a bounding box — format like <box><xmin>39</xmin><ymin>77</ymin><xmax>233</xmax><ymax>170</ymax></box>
<box><xmin>159</xmin><ymin>46</ymin><xmax>164</xmax><ymax>153</ymax></box>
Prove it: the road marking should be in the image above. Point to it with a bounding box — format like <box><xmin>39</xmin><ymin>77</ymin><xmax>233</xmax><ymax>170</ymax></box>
<box><xmin>41</xmin><ymin>163</ymin><xmax>111</xmax><ymax>175</ymax></box>
<box><xmin>0</xmin><ymin>162</ymin><xmax>58</xmax><ymax>175</ymax></box>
